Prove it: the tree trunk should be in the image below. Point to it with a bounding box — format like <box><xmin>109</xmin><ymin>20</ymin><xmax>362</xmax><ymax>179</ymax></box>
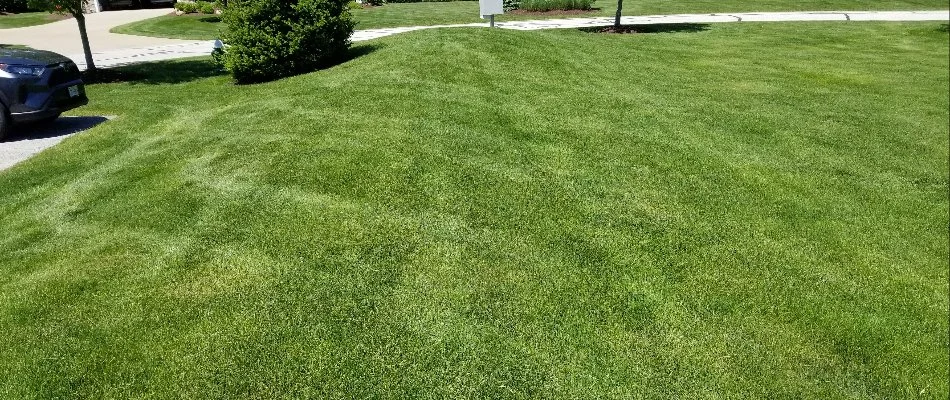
<box><xmin>614</xmin><ymin>0</ymin><xmax>622</xmax><ymax>27</ymax></box>
<box><xmin>74</xmin><ymin>12</ymin><xmax>97</xmax><ymax>72</ymax></box>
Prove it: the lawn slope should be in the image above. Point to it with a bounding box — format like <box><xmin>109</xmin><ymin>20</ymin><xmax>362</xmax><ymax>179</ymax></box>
<box><xmin>1</xmin><ymin>22</ymin><xmax>948</xmax><ymax>398</ymax></box>
<box><xmin>111</xmin><ymin>0</ymin><xmax>950</xmax><ymax>38</ymax></box>
<box><xmin>110</xmin><ymin>13</ymin><xmax>223</xmax><ymax>40</ymax></box>
<box><xmin>0</xmin><ymin>12</ymin><xmax>67</xmax><ymax>29</ymax></box>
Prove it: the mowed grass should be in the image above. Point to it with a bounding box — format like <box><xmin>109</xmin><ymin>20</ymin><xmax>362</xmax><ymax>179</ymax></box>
<box><xmin>355</xmin><ymin>0</ymin><xmax>950</xmax><ymax>28</ymax></box>
<box><xmin>1</xmin><ymin>22</ymin><xmax>948</xmax><ymax>398</ymax></box>
<box><xmin>110</xmin><ymin>0</ymin><xmax>950</xmax><ymax>37</ymax></box>
<box><xmin>0</xmin><ymin>12</ymin><xmax>67</xmax><ymax>29</ymax></box>
<box><xmin>110</xmin><ymin>13</ymin><xmax>223</xmax><ymax>40</ymax></box>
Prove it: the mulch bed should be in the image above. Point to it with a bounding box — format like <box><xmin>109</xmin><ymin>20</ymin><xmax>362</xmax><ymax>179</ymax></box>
<box><xmin>507</xmin><ymin>8</ymin><xmax>599</xmax><ymax>16</ymax></box>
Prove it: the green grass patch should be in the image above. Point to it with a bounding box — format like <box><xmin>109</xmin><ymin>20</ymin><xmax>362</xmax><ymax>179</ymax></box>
<box><xmin>111</xmin><ymin>13</ymin><xmax>223</xmax><ymax>40</ymax></box>
<box><xmin>112</xmin><ymin>0</ymin><xmax>950</xmax><ymax>38</ymax></box>
<box><xmin>1</xmin><ymin>22</ymin><xmax>948</xmax><ymax>398</ymax></box>
<box><xmin>0</xmin><ymin>11</ymin><xmax>67</xmax><ymax>29</ymax></box>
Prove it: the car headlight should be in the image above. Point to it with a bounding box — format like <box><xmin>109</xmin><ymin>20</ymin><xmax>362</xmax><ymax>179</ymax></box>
<box><xmin>0</xmin><ymin>64</ymin><xmax>45</xmax><ymax>76</ymax></box>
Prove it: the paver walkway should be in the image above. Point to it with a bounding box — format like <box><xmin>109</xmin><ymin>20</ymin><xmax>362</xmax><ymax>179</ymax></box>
<box><xmin>43</xmin><ymin>10</ymin><xmax>950</xmax><ymax>70</ymax></box>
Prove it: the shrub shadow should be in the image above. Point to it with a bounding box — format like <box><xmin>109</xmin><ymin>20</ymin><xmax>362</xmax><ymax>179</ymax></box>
<box><xmin>336</xmin><ymin>43</ymin><xmax>379</xmax><ymax>65</ymax></box>
<box><xmin>82</xmin><ymin>44</ymin><xmax>379</xmax><ymax>86</ymax></box>
<box><xmin>82</xmin><ymin>58</ymin><xmax>227</xmax><ymax>85</ymax></box>
<box><xmin>234</xmin><ymin>43</ymin><xmax>380</xmax><ymax>85</ymax></box>
<box><xmin>580</xmin><ymin>23</ymin><xmax>710</xmax><ymax>34</ymax></box>
<box><xmin>4</xmin><ymin>116</ymin><xmax>110</xmax><ymax>143</ymax></box>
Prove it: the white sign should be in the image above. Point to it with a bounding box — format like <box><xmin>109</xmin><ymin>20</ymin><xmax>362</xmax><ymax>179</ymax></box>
<box><xmin>479</xmin><ymin>0</ymin><xmax>503</xmax><ymax>17</ymax></box>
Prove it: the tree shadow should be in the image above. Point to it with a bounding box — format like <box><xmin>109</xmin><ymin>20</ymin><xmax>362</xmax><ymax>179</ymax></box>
<box><xmin>198</xmin><ymin>16</ymin><xmax>221</xmax><ymax>23</ymax></box>
<box><xmin>939</xmin><ymin>24</ymin><xmax>949</xmax><ymax>33</ymax></box>
<box><xmin>82</xmin><ymin>58</ymin><xmax>227</xmax><ymax>85</ymax></box>
<box><xmin>580</xmin><ymin>23</ymin><xmax>710</xmax><ymax>34</ymax></box>
<box><xmin>3</xmin><ymin>116</ymin><xmax>110</xmax><ymax>143</ymax></box>
<box><xmin>81</xmin><ymin>44</ymin><xmax>379</xmax><ymax>86</ymax></box>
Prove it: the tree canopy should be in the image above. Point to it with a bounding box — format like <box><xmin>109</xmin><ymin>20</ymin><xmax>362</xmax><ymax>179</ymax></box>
<box><xmin>27</xmin><ymin>0</ymin><xmax>96</xmax><ymax>71</ymax></box>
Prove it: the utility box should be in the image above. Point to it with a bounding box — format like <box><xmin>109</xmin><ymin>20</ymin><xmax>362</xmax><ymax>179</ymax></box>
<box><xmin>479</xmin><ymin>0</ymin><xmax>503</xmax><ymax>18</ymax></box>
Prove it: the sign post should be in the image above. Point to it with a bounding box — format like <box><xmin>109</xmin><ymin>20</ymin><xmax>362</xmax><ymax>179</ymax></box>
<box><xmin>479</xmin><ymin>0</ymin><xmax>503</xmax><ymax>27</ymax></box>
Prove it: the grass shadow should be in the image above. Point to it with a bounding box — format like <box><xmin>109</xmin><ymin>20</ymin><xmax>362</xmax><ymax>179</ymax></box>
<box><xmin>199</xmin><ymin>16</ymin><xmax>221</xmax><ymax>23</ymax></box>
<box><xmin>82</xmin><ymin>58</ymin><xmax>227</xmax><ymax>85</ymax></box>
<box><xmin>580</xmin><ymin>23</ymin><xmax>710</xmax><ymax>34</ymax></box>
<box><xmin>4</xmin><ymin>116</ymin><xmax>110</xmax><ymax>143</ymax></box>
<box><xmin>336</xmin><ymin>43</ymin><xmax>379</xmax><ymax>65</ymax></box>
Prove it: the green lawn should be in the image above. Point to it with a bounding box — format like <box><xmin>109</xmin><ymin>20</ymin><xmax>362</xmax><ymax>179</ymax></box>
<box><xmin>0</xmin><ymin>11</ymin><xmax>66</xmax><ymax>29</ymax></box>
<box><xmin>2</xmin><ymin>22</ymin><xmax>948</xmax><ymax>398</ymax></box>
<box><xmin>111</xmin><ymin>13</ymin><xmax>224</xmax><ymax>40</ymax></box>
<box><xmin>111</xmin><ymin>0</ymin><xmax>950</xmax><ymax>38</ymax></box>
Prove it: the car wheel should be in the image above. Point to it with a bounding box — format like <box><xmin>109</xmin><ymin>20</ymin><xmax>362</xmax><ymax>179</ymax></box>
<box><xmin>0</xmin><ymin>109</ymin><xmax>10</xmax><ymax>142</ymax></box>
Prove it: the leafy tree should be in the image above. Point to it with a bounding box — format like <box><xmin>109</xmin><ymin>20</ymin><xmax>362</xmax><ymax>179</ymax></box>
<box><xmin>222</xmin><ymin>0</ymin><xmax>354</xmax><ymax>83</ymax></box>
<box><xmin>27</xmin><ymin>0</ymin><xmax>96</xmax><ymax>72</ymax></box>
<box><xmin>0</xmin><ymin>0</ymin><xmax>31</xmax><ymax>13</ymax></box>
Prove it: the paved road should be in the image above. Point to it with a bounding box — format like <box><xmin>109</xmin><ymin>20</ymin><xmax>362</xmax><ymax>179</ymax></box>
<box><xmin>0</xmin><ymin>8</ymin><xmax>197</xmax><ymax>56</ymax></box>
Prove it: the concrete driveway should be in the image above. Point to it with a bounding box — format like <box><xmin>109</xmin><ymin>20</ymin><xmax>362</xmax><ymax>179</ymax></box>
<box><xmin>0</xmin><ymin>116</ymin><xmax>110</xmax><ymax>171</ymax></box>
<box><xmin>1</xmin><ymin>9</ymin><xmax>199</xmax><ymax>56</ymax></box>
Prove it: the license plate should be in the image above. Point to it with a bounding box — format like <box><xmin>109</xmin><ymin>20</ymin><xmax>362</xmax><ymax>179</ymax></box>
<box><xmin>68</xmin><ymin>85</ymin><xmax>79</xmax><ymax>97</ymax></box>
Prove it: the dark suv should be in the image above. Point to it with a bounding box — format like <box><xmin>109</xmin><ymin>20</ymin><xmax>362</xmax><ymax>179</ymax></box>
<box><xmin>0</xmin><ymin>48</ymin><xmax>87</xmax><ymax>140</ymax></box>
